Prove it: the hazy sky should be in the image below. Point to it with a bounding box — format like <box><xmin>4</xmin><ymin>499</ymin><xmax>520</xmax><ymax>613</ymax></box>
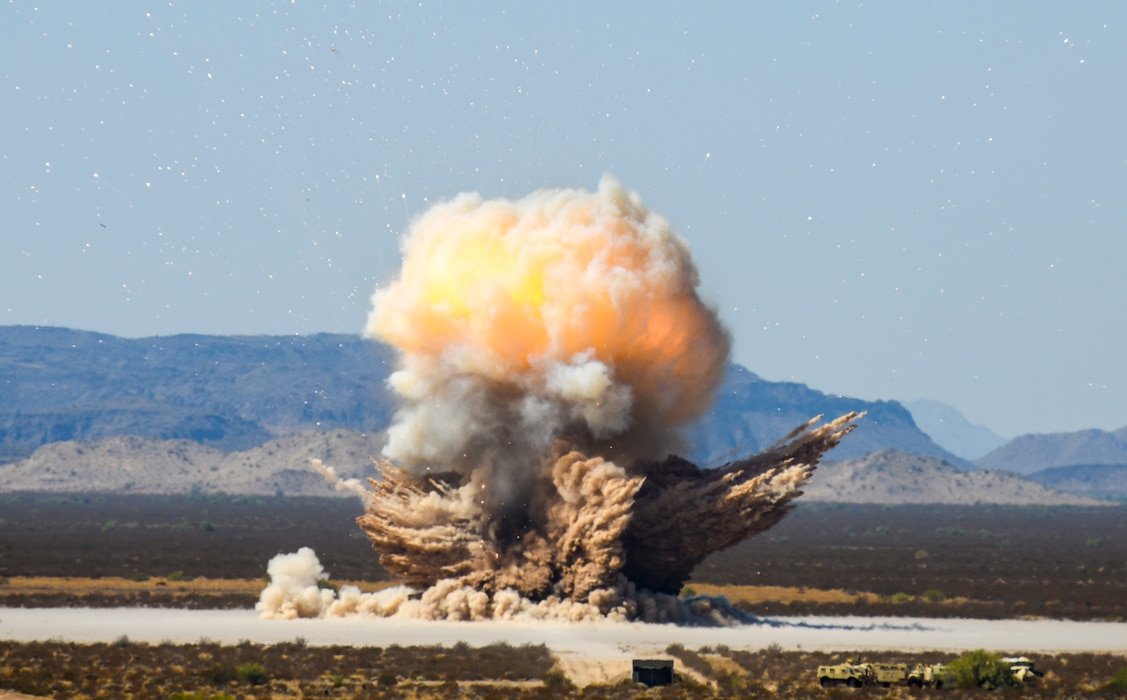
<box><xmin>3</xmin><ymin>2</ymin><xmax>1125</xmax><ymax>438</ymax></box>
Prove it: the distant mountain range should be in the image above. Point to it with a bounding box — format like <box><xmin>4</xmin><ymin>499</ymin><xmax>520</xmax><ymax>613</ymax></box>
<box><xmin>0</xmin><ymin>325</ymin><xmax>959</xmax><ymax>467</ymax></box>
<box><xmin>2</xmin><ymin>325</ymin><xmax>1124</xmax><ymax>503</ymax></box>
<box><xmin>1</xmin><ymin>433</ymin><xmax>1104</xmax><ymax>507</ymax></box>
<box><xmin>902</xmin><ymin>399</ymin><xmax>1008</xmax><ymax>460</ymax></box>
<box><xmin>805</xmin><ymin>449</ymin><xmax>1104</xmax><ymax>506</ymax></box>
<box><xmin>973</xmin><ymin>426</ymin><xmax>1127</xmax><ymax>474</ymax></box>
<box><xmin>688</xmin><ymin>366</ymin><xmax>966</xmax><ymax>466</ymax></box>
<box><xmin>0</xmin><ymin>326</ymin><xmax>395</xmax><ymax>462</ymax></box>
<box><xmin>1024</xmin><ymin>464</ymin><xmax>1127</xmax><ymax>502</ymax></box>
<box><xmin>968</xmin><ymin>427</ymin><xmax>1127</xmax><ymax>502</ymax></box>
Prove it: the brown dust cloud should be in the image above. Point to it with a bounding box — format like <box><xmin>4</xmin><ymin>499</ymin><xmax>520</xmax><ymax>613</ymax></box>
<box><xmin>258</xmin><ymin>175</ymin><xmax>860</xmax><ymax>623</ymax></box>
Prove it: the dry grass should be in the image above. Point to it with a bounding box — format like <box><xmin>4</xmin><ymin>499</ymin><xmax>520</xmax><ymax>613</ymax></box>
<box><xmin>2</xmin><ymin>640</ymin><xmax>1123</xmax><ymax>699</ymax></box>
<box><xmin>0</xmin><ymin>577</ymin><xmax>1036</xmax><ymax>619</ymax></box>
<box><xmin>4</xmin><ymin>576</ymin><xmax>390</xmax><ymax>596</ymax></box>
<box><xmin>689</xmin><ymin>583</ymin><xmax>871</xmax><ymax>605</ymax></box>
<box><xmin>0</xmin><ymin>576</ymin><xmax>396</xmax><ymax>609</ymax></box>
<box><xmin>690</xmin><ymin>583</ymin><xmax>990</xmax><ymax>611</ymax></box>
<box><xmin>0</xmin><ymin>640</ymin><xmax>556</xmax><ymax>699</ymax></box>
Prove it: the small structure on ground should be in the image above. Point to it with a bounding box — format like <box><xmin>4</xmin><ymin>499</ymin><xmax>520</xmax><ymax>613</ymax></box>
<box><xmin>633</xmin><ymin>659</ymin><xmax>675</xmax><ymax>687</ymax></box>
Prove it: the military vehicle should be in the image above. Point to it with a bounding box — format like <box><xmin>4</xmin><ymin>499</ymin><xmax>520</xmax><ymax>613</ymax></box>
<box><xmin>817</xmin><ymin>655</ymin><xmax>1038</xmax><ymax>689</ymax></box>
<box><xmin>816</xmin><ymin>658</ymin><xmax>908</xmax><ymax>687</ymax></box>
<box><xmin>817</xmin><ymin>657</ymin><xmax>872</xmax><ymax>687</ymax></box>
<box><xmin>818</xmin><ymin>657</ymin><xmax>949</xmax><ymax>688</ymax></box>
<box><xmin>906</xmin><ymin>662</ymin><xmax>948</xmax><ymax>688</ymax></box>
<box><xmin>870</xmin><ymin>663</ymin><xmax>910</xmax><ymax>687</ymax></box>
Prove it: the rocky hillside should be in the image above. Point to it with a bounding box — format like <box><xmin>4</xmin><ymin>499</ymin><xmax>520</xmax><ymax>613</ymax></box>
<box><xmin>974</xmin><ymin>426</ymin><xmax>1127</xmax><ymax>474</ymax></box>
<box><xmin>1</xmin><ymin>434</ymin><xmax>1105</xmax><ymax>506</ymax></box>
<box><xmin>804</xmin><ymin>449</ymin><xmax>1105</xmax><ymax>506</ymax></box>
<box><xmin>0</xmin><ymin>326</ymin><xmax>962</xmax><ymax>471</ymax></box>
<box><xmin>0</xmin><ymin>429</ymin><xmax>385</xmax><ymax>497</ymax></box>
<box><xmin>687</xmin><ymin>366</ymin><xmax>965</xmax><ymax>466</ymax></box>
<box><xmin>0</xmin><ymin>326</ymin><xmax>396</xmax><ymax>461</ymax></box>
<box><xmin>1026</xmin><ymin>464</ymin><xmax>1127</xmax><ymax>502</ymax></box>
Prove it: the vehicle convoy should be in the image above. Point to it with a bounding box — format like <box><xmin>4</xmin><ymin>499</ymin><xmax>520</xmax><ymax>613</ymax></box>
<box><xmin>816</xmin><ymin>657</ymin><xmax>877</xmax><ymax>687</ymax></box>
<box><xmin>816</xmin><ymin>656</ymin><xmax>1040</xmax><ymax>689</ymax></box>
<box><xmin>817</xmin><ymin>658</ymin><xmax>917</xmax><ymax>688</ymax></box>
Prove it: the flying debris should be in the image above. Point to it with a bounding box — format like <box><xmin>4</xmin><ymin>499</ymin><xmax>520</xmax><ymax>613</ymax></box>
<box><xmin>262</xmin><ymin>175</ymin><xmax>861</xmax><ymax>623</ymax></box>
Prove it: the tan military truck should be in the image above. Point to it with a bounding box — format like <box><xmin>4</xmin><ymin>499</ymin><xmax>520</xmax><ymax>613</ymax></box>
<box><xmin>870</xmin><ymin>663</ymin><xmax>910</xmax><ymax>687</ymax></box>
<box><xmin>817</xmin><ymin>657</ymin><xmax>873</xmax><ymax>687</ymax></box>
<box><xmin>906</xmin><ymin>662</ymin><xmax>948</xmax><ymax>688</ymax></box>
<box><xmin>817</xmin><ymin>658</ymin><xmax>908</xmax><ymax>687</ymax></box>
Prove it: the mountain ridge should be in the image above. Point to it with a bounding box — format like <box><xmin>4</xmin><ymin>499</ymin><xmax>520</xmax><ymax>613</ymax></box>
<box><xmin>1</xmin><ymin>325</ymin><xmax>961</xmax><ymax>467</ymax></box>
<box><xmin>4</xmin><ymin>325</ymin><xmax>1113</xmax><ymax>504</ymax></box>
<box><xmin>974</xmin><ymin>427</ymin><xmax>1127</xmax><ymax>474</ymax></box>
<box><xmin>903</xmin><ymin>398</ymin><xmax>1008</xmax><ymax>460</ymax></box>
<box><xmin>808</xmin><ymin>449</ymin><xmax>1105</xmax><ymax>506</ymax></box>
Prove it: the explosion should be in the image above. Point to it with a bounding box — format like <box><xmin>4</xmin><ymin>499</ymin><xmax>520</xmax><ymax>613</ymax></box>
<box><xmin>260</xmin><ymin>175</ymin><xmax>859</xmax><ymax>623</ymax></box>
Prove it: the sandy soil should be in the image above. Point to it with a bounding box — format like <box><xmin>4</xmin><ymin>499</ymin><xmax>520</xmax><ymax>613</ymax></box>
<box><xmin>2</xmin><ymin>608</ymin><xmax>1125</xmax><ymax>661</ymax></box>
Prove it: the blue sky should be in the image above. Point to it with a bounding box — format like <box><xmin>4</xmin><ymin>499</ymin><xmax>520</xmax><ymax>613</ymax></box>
<box><xmin>2</xmin><ymin>2</ymin><xmax>1124</xmax><ymax>438</ymax></box>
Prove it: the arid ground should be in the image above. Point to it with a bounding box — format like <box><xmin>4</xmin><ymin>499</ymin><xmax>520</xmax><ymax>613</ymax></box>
<box><xmin>2</xmin><ymin>494</ymin><xmax>1124</xmax><ymax>620</ymax></box>
<box><xmin>1</xmin><ymin>493</ymin><xmax>1126</xmax><ymax>697</ymax></box>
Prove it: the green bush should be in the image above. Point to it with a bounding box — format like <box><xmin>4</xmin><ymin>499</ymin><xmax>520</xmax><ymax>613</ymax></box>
<box><xmin>1106</xmin><ymin>666</ymin><xmax>1127</xmax><ymax>691</ymax></box>
<box><xmin>923</xmin><ymin>588</ymin><xmax>946</xmax><ymax>603</ymax></box>
<box><xmin>167</xmin><ymin>571</ymin><xmax>184</xmax><ymax>582</ymax></box>
<box><xmin>946</xmin><ymin>649</ymin><xmax>1020</xmax><ymax>690</ymax></box>
<box><xmin>316</xmin><ymin>578</ymin><xmax>338</xmax><ymax>593</ymax></box>
<box><xmin>235</xmin><ymin>662</ymin><xmax>268</xmax><ymax>685</ymax></box>
<box><xmin>891</xmin><ymin>592</ymin><xmax>912</xmax><ymax>603</ymax></box>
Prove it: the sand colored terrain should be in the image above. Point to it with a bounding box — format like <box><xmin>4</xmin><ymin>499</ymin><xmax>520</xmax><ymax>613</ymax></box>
<box><xmin>0</xmin><ymin>577</ymin><xmax>1004</xmax><ymax>614</ymax></box>
<box><xmin>2</xmin><ymin>576</ymin><xmax>390</xmax><ymax>597</ymax></box>
<box><xmin>678</xmin><ymin>583</ymin><xmax>993</xmax><ymax>611</ymax></box>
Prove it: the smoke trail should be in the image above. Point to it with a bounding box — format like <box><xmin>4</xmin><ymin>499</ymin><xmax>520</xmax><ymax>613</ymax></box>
<box><xmin>261</xmin><ymin>175</ymin><xmax>860</xmax><ymax>623</ymax></box>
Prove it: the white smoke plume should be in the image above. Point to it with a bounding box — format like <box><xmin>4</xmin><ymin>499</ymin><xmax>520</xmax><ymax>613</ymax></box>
<box><xmin>264</xmin><ymin>175</ymin><xmax>861</xmax><ymax>623</ymax></box>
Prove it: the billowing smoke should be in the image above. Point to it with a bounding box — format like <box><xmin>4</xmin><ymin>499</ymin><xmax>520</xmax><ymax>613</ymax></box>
<box><xmin>371</xmin><ymin>174</ymin><xmax>731</xmax><ymax>476</ymax></box>
<box><xmin>259</xmin><ymin>175</ymin><xmax>860</xmax><ymax>623</ymax></box>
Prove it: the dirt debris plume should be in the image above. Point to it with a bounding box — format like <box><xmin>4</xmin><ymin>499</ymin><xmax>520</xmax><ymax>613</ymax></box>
<box><xmin>268</xmin><ymin>175</ymin><xmax>860</xmax><ymax>623</ymax></box>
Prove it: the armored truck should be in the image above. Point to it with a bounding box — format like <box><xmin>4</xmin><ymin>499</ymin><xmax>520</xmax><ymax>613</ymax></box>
<box><xmin>817</xmin><ymin>658</ymin><xmax>909</xmax><ymax>687</ymax></box>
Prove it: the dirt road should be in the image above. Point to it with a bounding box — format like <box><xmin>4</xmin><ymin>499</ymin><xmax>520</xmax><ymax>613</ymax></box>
<box><xmin>2</xmin><ymin>608</ymin><xmax>1125</xmax><ymax>660</ymax></box>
